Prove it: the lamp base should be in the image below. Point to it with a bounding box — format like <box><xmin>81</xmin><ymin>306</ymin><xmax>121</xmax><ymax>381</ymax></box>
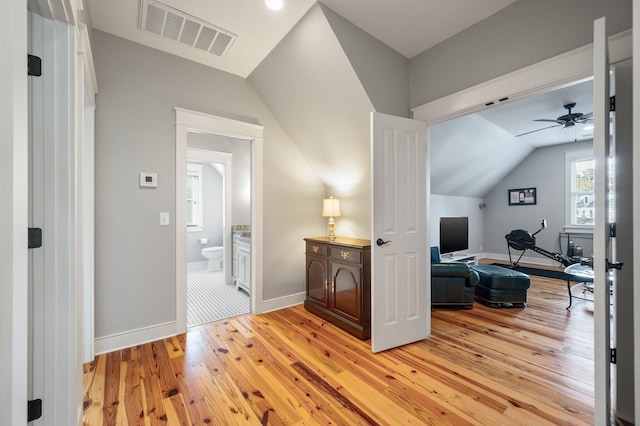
<box><xmin>327</xmin><ymin>217</ymin><xmax>336</xmax><ymax>241</ymax></box>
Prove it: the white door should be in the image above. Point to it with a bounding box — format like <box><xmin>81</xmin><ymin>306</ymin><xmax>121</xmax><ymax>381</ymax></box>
<box><xmin>371</xmin><ymin>112</ymin><xmax>429</xmax><ymax>353</ymax></box>
<box><xmin>593</xmin><ymin>16</ymin><xmax>617</xmax><ymax>424</ymax></box>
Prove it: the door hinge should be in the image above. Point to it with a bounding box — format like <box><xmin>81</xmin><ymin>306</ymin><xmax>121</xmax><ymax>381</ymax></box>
<box><xmin>28</xmin><ymin>228</ymin><xmax>42</xmax><ymax>249</ymax></box>
<box><xmin>28</xmin><ymin>54</ymin><xmax>42</xmax><ymax>77</ymax></box>
<box><xmin>610</xmin><ymin>348</ymin><xmax>617</xmax><ymax>364</ymax></box>
<box><xmin>609</xmin><ymin>222</ymin><xmax>616</xmax><ymax>237</ymax></box>
<box><xmin>28</xmin><ymin>399</ymin><xmax>42</xmax><ymax>421</ymax></box>
<box><xmin>610</xmin><ymin>95</ymin><xmax>616</xmax><ymax>112</ymax></box>
<box><xmin>606</xmin><ymin>259</ymin><xmax>623</xmax><ymax>272</ymax></box>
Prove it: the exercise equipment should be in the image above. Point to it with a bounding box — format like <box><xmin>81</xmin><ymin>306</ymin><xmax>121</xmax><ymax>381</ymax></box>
<box><xmin>505</xmin><ymin>219</ymin><xmax>575</xmax><ymax>267</ymax></box>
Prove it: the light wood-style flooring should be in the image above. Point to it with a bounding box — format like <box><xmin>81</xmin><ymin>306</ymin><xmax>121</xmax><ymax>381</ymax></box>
<box><xmin>83</xmin><ymin>264</ymin><xmax>594</xmax><ymax>425</ymax></box>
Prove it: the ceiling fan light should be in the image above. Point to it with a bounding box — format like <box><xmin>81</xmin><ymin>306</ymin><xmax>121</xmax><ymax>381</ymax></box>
<box><xmin>265</xmin><ymin>0</ymin><xmax>283</xmax><ymax>11</ymax></box>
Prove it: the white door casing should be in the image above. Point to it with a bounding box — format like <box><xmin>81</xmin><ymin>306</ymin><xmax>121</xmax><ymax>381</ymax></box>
<box><xmin>634</xmin><ymin>2</ymin><xmax>640</xmax><ymax>423</ymax></box>
<box><xmin>593</xmin><ymin>16</ymin><xmax>613</xmax><ymax>424</ymax></box>
<box><xmin>371</xmin><ymin>112</ymin><xmax>429</xmax><ymax>353</ymax></box>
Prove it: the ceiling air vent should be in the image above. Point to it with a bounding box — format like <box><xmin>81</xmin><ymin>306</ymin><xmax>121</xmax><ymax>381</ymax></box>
<box><xmin>139</xmin><ymin>0</ymin><xmax>236</xmax><ymax>58</ymax></box>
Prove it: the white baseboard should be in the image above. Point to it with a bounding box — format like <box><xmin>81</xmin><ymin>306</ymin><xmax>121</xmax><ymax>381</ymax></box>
<box><xmin>94</xmin><ymin>291</ymin><xmax>304</xmax><ymax>355</ymax></box>
<box><xmin>256</xmin><ymin>291</ymin><xmax>306</xmax><ymax>314</ymax></box>
<box><xmin>482</xmin><ymin>252</ymin><xmax>560</xmax><ymax>267</ymax></box>
<box><xmin>188</xmin><ymin>261</ymin><xmax>207</xmax><ymax>271</ymax></box>
<box><xmin>94</xmin><ymin>321</ymin><xmax>178</xmax><ymax>355</ymax></box>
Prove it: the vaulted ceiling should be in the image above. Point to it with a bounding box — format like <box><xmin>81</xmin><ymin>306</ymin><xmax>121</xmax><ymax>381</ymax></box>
<box><xmin>85</xmin><ymin>0</ymin><xmax>593</xmax><ymax>199</ymax></box>
<box><xmin>86</xmin><ymin>0</ymin><xmax>517</xmax><ymax>78</ymax></box>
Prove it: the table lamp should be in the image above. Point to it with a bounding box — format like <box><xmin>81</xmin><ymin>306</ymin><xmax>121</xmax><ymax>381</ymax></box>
<box><xmin>322</xmin><ymin>196</ymin><xmax>341</xmax><ymax>241</ymax></box>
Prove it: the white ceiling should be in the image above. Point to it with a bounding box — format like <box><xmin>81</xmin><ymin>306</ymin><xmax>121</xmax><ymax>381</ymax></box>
<box><xmin>430</xmin><ymin>79</ymin><xmax>594</xmax><ymax>197</ymax></box>
<box><xmin>86</xmin><ymin>0</ymin><xmax>517</xmax><ymax>78</ymax></box>
<box><xmin>86</xmin><ymin>0</ymin><xmax>593</xmax><ymax>199</ymax></box>
<box><xmin>475</xmin><ymin>78</ymin><xmax>594</xmax><ymax>148</ymax></box>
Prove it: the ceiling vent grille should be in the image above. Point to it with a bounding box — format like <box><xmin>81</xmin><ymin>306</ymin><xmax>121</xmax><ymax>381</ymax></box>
<box><xmin>139</xmin><ymin>0</ymin><xmax>236</xmax><ymax>58</ymax></box>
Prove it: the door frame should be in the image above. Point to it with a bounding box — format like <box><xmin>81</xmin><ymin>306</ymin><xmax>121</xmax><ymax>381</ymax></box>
<box><xmin>175</xmin><ymin>108</ymin><xmax>264</xmax><ymax>333</ymax></box>
<box><xmin>412</xmin><ymin>28</ymin><xmax>632</xmax><ymax>422</ymax></box>
<box><xmin>412</xmin><ymin>30</ymin><xmax>631</xmax><ymax>125</ymax></box>
<box><xmin>1</xmin><ymin>0</ymin><xmax>28</xmax><ymax>423</ymax></box>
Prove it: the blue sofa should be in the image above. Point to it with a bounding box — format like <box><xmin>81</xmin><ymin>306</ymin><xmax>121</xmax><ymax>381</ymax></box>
<box><xmin>430</xmin><ymin>246</ymin><xmax>479</xmax><ymax>309</ymax></box>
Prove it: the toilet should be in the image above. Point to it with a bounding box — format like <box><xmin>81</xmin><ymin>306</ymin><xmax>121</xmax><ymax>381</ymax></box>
<box><xmin>201</xmin><ymin>246</ymin><xmax>224</xmax><ymax>272</ymax></box>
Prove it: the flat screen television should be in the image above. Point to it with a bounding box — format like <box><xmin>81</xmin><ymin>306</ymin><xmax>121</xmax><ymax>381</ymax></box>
<box><xmin>439</xmin><ymin>216</ymin><xmax>468</xmax><ymax>255</ymax></box>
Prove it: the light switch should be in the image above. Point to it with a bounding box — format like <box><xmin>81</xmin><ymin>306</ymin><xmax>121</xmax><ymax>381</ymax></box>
<box><xmin>160</xmin><ymin>212</ymin><xmax>170</xmax><ymax>226</ymax></box>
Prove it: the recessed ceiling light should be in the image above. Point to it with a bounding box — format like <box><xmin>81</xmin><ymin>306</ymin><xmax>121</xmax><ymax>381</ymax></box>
<box><xmin>265</xmin><ymin>0</ymin><xmax>283</xmax><ymax>11</ymax></box>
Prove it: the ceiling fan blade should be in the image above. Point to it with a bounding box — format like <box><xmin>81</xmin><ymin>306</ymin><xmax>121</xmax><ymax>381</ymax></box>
<box><xmin>515</xmin><ymin>124</ymin><xmax>563</xmax><ymax>137</ymax></box>
<box><xmin>575</xmin><ymin>112</ymin><xmax>593</xmax><ymax>123</ymax></box>
<box><xmin>533</xmin><ymin>119</ymin><xmax>564</xmax><ymax>124</ymax></box>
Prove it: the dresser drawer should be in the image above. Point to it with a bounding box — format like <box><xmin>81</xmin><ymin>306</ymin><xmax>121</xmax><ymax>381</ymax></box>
<box><xmin>306</xmin><ymin>241</ymin><xmax>327</xmax><ymax>256</ymax></box>
<box><xmin>328</xmin><ymin>246</ymin><xmax>361</xmax><ymax>264</ymax></box>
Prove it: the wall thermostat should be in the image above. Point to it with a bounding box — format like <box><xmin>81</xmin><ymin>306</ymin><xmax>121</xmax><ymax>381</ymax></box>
<box><xmin>139</xmin><ymin>172</ymin><xmax>158</xmax><ymax>188</ymax></box>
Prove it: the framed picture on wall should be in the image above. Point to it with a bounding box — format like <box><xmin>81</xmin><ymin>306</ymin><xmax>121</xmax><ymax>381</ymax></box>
<box><xmin>508</xmin><ymin>187</ymin><xmax>536</xmax><ymax>206</ymax></box>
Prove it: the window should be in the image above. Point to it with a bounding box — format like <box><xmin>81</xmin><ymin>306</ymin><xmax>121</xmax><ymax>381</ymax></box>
<box><xmin>186</xmin><ymin>163</ymin><xmax>203</xmax><ymax>231</ymax></box>
<box><xmin>565</xmin><ymin>150</ymin><xmax>594</xmax><ymax>229</ymax></box>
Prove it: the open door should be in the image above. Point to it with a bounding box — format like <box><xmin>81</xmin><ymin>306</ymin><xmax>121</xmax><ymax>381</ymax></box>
<box><xmin>593</xmin><ymin>16</ymin><xmax>621</xmax><ymax>424</ymax></box>
<box><xmin>370</xmin><ymin>112</ymin><xmax>429</xmax><ymax>353</ymax></box>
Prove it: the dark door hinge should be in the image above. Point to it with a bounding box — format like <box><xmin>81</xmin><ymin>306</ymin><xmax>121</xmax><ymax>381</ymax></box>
<box><xmin>28</xmin><ymin>399</ymin><xmax>42</xmax><ymax>422</ymax></box>
<box><xmin>28</xmin><ymin>54</ymin><xmax>42</xmax><ymax>77</ymax></box>
<box><xmin>610</xmin><ymin>348</ymin><xmax>617</xmax><ymax>364</ymax></box>
<box><xmin>28</xmin><ymin>228</ymin><xmax>42</xmax><ymax>249</ymax></box>
<box><xmin>609</xmin><ymin>222</ymin><xmax>616</xmax><ymax>237</ymax></box>
<box><xmin>610</xmin><ymin>96</ymin><xmax>615</xmax><ymax>112</ymax></box>
<box><xmin>606</xmin><ymin>259</ymin><xmax>623</xmax><ymax>272</ymax></box>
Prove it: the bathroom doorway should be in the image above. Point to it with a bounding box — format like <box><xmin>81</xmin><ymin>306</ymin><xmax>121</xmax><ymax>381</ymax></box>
<box><xmin>185</xmin><ymin>133</ymin><xmax>251</xmax><ymax>326</ymax></box>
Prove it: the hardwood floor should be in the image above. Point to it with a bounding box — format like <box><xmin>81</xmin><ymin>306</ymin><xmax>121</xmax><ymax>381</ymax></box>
<box><xmin>83</xmin><ymin>267</ymin><xmax>594</xmax><ymax>425</ymax></box>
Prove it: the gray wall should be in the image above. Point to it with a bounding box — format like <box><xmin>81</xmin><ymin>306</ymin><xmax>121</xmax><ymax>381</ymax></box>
<box><xmin>188</xmin><ymin>132</ymin><xmax>252</xmax><ymax>226</ymax></box>
<box><xmin>186</xmin><ymin>162</ymin><xmax>223</xmax><ymax>263</ymax></box>
<box><xmin>483</xmin><ymin>140</ymin><xmax>594</xmax><ymax>264</ymax></box>
<box><xmin>93</xmin><ymin>30</ymin><xmax>324</xmax><ymax>339</ymax></box>
<box><xmin>409</xmin><ymin>0</ymin><xmax>632</xmax><ymax>108</ymax></box>
<box><xmin>430</xmin><ymin>195</ymin><xmax>484</xmax><ymax>255</ymax></box>
<box><xmin>249</xmin><ymin>3</ymin><xmax>410</xmax><ymax>239</ymax></box>
<box><xmin>321</xmin><ymin>3</ymin><xmax>410</xmax><ymax>118</ymax></box>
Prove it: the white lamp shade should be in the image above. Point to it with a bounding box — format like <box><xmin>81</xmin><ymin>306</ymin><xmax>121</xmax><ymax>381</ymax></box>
<box><xmin>322</xmin><ymin>197</ymin><xmax>341</xmax><ymax>217</ymax></box>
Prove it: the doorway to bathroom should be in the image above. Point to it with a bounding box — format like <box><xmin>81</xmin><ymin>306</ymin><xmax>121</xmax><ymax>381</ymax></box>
<box><xmin>185</xmin><ymin>133</ymin><xmax>251</xmax><ymax>326</ymax></box>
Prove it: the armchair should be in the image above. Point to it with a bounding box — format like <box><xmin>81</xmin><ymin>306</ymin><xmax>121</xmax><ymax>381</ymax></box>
<box><xmin>430</xmin><ymin>246</ymin><xmax>479</xmax><ymax>309</ymax></box>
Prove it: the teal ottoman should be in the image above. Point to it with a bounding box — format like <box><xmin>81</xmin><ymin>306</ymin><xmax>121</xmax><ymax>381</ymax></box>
<box><xmin>470</xmin><ymin>265</ymin><xmax>530</xmax><ymax>308</ymax></box>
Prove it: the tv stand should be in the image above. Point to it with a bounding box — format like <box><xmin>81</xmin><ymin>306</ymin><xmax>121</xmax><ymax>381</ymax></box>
<box><xmin>440</xmin><ymin>252</ymin><xmax>478</xmax><ymax>266</ymax></box>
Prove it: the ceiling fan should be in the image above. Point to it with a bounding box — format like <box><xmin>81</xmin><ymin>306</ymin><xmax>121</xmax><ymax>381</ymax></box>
<box><xmin>516</xmin><ymin>102</ymin><xmax>593</xmax><ymax>137</ymax></box>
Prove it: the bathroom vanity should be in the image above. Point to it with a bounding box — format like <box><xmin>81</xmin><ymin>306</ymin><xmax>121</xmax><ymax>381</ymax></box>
<box><xmin>232</xmin><ymin>233</ymin><xmax>251</xmax><ymax>293</ymax></box>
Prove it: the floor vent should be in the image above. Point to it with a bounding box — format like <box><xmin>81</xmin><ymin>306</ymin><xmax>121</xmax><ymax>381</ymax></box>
<box><xmin>139</xmin><ymin>0</ymin><xmax>236</xmax><ymax>58</ymax></box>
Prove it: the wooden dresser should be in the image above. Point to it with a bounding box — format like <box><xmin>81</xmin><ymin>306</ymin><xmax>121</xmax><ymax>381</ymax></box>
<box><xmin>303</xmin><ymin>237</ymin><xmax>371</xmax><ymax>339</ymax></box>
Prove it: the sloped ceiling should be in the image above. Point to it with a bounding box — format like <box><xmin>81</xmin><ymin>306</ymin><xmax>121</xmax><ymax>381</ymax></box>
<box><xmin>430</xmin><ymin>79</ymin><xmax>594</xmax><ymax>198</ymax></box>
<box><xmin>249</xmin><ymin>4</ymin><xmax>374</xmax><ymax>189</ymax></box>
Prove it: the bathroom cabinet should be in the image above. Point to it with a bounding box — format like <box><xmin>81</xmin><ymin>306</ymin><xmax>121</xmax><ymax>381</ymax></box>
<box><xmin>233</xmin><ymin>234</ymin><xmax>251</xmax><ymax>293</ymax></box>
<box><xmin>303</xmin><ymin>237</ymin><xmax>371</xmax><ymax>339</ymax></box>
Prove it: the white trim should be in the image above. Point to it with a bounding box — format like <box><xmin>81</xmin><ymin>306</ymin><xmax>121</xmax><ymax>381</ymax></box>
<box><xmin>187</xmin><ymin>261</ymin><xmax>208</xmax><ymax>270</ymax></box>
<box><xmin>176</xmin><ymin>108</ymin><xmax>264</xmax><ymax>337</ymax></box>
<box><xmin>94</xmin><ymin>321</ymin><xmax>178</xmax><ymax>355</ymax></box>
<box><xmin>483</xmin><ymin>252</ymin><xmax>565</xmax><ymax>268</ymax></box>
<box><xmin>633</xmin><ymin>1</ymin><xmax>640</xmax><ymax>424</ymax></box>
<box><xmin>411</xmin><ymin>30</ymin><xmax>631</xmax><ymax>125</ymax></box>
<box><xmin>1</xmin><ymin>0</ymin><xmax>28</xmax><ymax>423</ymax></box>
<box><xmin>258</xmin><ymin>293</ymin><xmax>306</xmax><ymax>314</ymax></box>
<box><xmin>77</xmin><ymin>24</ymin><xmax>98</xmax><ymax>95</ymax></box>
